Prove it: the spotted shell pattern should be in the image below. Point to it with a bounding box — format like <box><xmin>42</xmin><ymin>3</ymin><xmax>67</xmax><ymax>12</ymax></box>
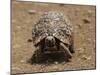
<box><xmin>32</xmin><ymin>11</ymin><xmax>73</xmax><ymax>45</ymax></box>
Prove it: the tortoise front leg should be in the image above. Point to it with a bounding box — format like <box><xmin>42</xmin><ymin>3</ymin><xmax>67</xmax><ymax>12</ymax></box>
<box><xmin>60</xmin><ymin>43</ymin><xmax>72</xmax><ymax>59</ymax></box>
<box><xmin>69</xmin><ymin>37</ymin><xmax>75</xmax><ymax>53</ymax></box>
<box><xmin>34</xmin><ymin>46</ymin><xmax>44</xmax><ymax>63</ymax></box>
<box><xmin>29</xmin><ymin>46</ymin><xmax>43</xmax><ymax>63</ymax></box>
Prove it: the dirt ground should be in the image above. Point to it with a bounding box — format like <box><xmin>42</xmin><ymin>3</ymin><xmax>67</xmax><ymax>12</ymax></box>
<box><xmin>11</xmin><ymin>0</ymin><xmax>96</xmax><ymax>74</ymax></box>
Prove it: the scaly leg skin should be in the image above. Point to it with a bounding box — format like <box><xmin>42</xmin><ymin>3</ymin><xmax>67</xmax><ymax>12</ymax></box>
<box><xmin>69</xmin><ymin>35</ymin><xmax>75</xmax><ymax>53</ymax></box>
<box><xmin>69</xmin><ymin>44</ymin><xmax>75</xmax><ymax>53</ymax></box>
<box><xmin>60</xmin><ymin>43</ymin><xmax>72</xmax><ymax>59</ymax></box>
<box><xmin>27</xmin><ymin>53</ymin><xmax>36</xmax><ymax>64</ymax></box>
<box><xmin>69</xmin><ymin>39</ymin><xmax>75</xmax><ymax>53</ymax></box>
<box><xmin>29</xmin><ymin>46</ymin><xmax>42</xmax><ymax>64</ymax></box>
<box><xmin>27</xmin><ymin>47</ymin><xmax>40</xmax><ymax>64</ymax></box>
<box><xmin>34</xmin><ymin>46</ymin><xmax>43</xmax><ymax>63</ymax></box>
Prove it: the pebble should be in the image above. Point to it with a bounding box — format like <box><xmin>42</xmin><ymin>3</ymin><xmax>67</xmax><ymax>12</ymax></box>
<box><xmin>12</xmin><ymin>19</ymin><xmax>16</xmax><ymax>23</ymax></box>
<box><xmin>81</xmin><ymin>55</ymin><xmax>91</xmax><ymax>60</ymax></box>
<box><xmin>54</xmin><ymin>61</ymin><xmax>58</xmax><ymax>64</ymax></box>
<box><xmin>83</xmin><ymin>18</ymin><xmax>91</xmax><ymax>24</ymax></box>
<box><xmin>82</xmin><ymin>55</ymin><xmax>87</xmax><ymax>60</ymax></box>
<box><xmin>28</xmin><ymin>10</ymin><xmax>37</xmax><ymax>14</ymax></box>
<box><xmin>77</xmin><ymin>24</ymin><xmax>82</xmax><ymax>29</ymax></box>
<box><xmin>87</xmin><ymin>56</ymin><xmax>92</xmax><ymax>60</ymax></box>
<box><xmin>20</xmin><ymin>60</ymin><xmax>25</xmax><ymax>63</ymax></box>
<box><xmin>27</xmin><ymin>39</ymin><xmax>33</xmax><ymax>42</ymax></box>
<box><xmin>13</xmin><ymin>44</ymin><xmax>20</xmax><ymax>48</ymax></box>
<box><xmin>17</xmin><ymin>26</ymin><xmax>21</xmax><ymax>29</ymax></box>
<box><xmin>77</xmin><ymin>48</ymin><xmax>84</xmax><ymax>53</ymax></box>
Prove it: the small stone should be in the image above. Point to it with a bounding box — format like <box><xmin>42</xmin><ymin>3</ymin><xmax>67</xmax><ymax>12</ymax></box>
<box><xmin>28</xmin><ymin>10</ymin><xmax>37</xmax><ymax>14</ymax></box>
<box><xmin>82</xmin><ymin>55</ymin><xmax>91</xmax><ymax>60</ymax></box>
<box><xmin>83</xmin><ymin>18</ymin><xmax>91</xmax><ymax>24</ymax></box>
<box><xmin>17</xmin><ymin>26</ymin><xmax>21</xmax><ymax>29</ymax></box>
<box><xmin>77</xmin><ymin>48</ymin><xmax>84</xmax><ymax>53</ymax></box>
<box><xmin>27</xmin><ymin>39</ymin><xmax>33</xmax><ymax>42</ymax></box>
<box><xmin>13</xmin><ymin>44</ymin><xmax>20</xmax><ymax>48</ymax></box>
<box><xmin>20</xmin><ymin>60</ymin><xmax>25</xmax><ymax>63</ymax></box>
<box><xmin>77</xmin><ymin>24</ymin><xmax>82</xmax><ymax>29</ymax></box>
<box><xmin>87</xmin><ymin>56</ymin><xmax>91</xmax><ymax>60</ymax></box>
<box><xmin>82</xmin><ymin>55</ymin><xmax>87</xmax><ymax>60</ymax></box>
<box><xmin>12</xmin><ymin>19</ymin><xmax>16</xmax><ymax>23</ymax></box>
<box><xmin>54</xmin><ymin>61</ymin><xmax>58</xmax><ymax>64</ymax></box>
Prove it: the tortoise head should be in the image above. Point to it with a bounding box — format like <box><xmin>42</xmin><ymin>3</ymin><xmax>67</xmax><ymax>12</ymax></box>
<box><xmin>43</xmin><ymin>35</ymin><xmax>60</xmax><ymax>51</ymax></box>
<box><xmin>45</xmin><ymin>36</ymin><xmax>56</xmax><ymax>48</ymax></box>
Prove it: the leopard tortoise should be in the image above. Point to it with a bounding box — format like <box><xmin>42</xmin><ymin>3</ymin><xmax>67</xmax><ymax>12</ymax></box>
<box><xmin>31</xmin><ymin>11</ymin><xmax>74</xmax><ymax>63</ymax></box>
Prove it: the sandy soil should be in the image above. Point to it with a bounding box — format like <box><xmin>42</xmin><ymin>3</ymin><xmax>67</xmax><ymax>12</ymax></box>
<box><xmin>11</xmin><ymin>0</ymin><xmax>96</xmax><ymax>74</ymax></box>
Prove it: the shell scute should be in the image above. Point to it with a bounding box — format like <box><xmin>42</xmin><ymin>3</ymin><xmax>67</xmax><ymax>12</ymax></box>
<box><xmin>32</xmin><ymin>11</ymin><xmax>73</xmax><ymax>45</ymax></box>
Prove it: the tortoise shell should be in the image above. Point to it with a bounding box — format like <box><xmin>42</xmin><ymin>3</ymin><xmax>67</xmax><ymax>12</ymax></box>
<box><xmin>32</xmin><ymin>11</ymin><xmax>73</xmax><ymax>46</ymax></box>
